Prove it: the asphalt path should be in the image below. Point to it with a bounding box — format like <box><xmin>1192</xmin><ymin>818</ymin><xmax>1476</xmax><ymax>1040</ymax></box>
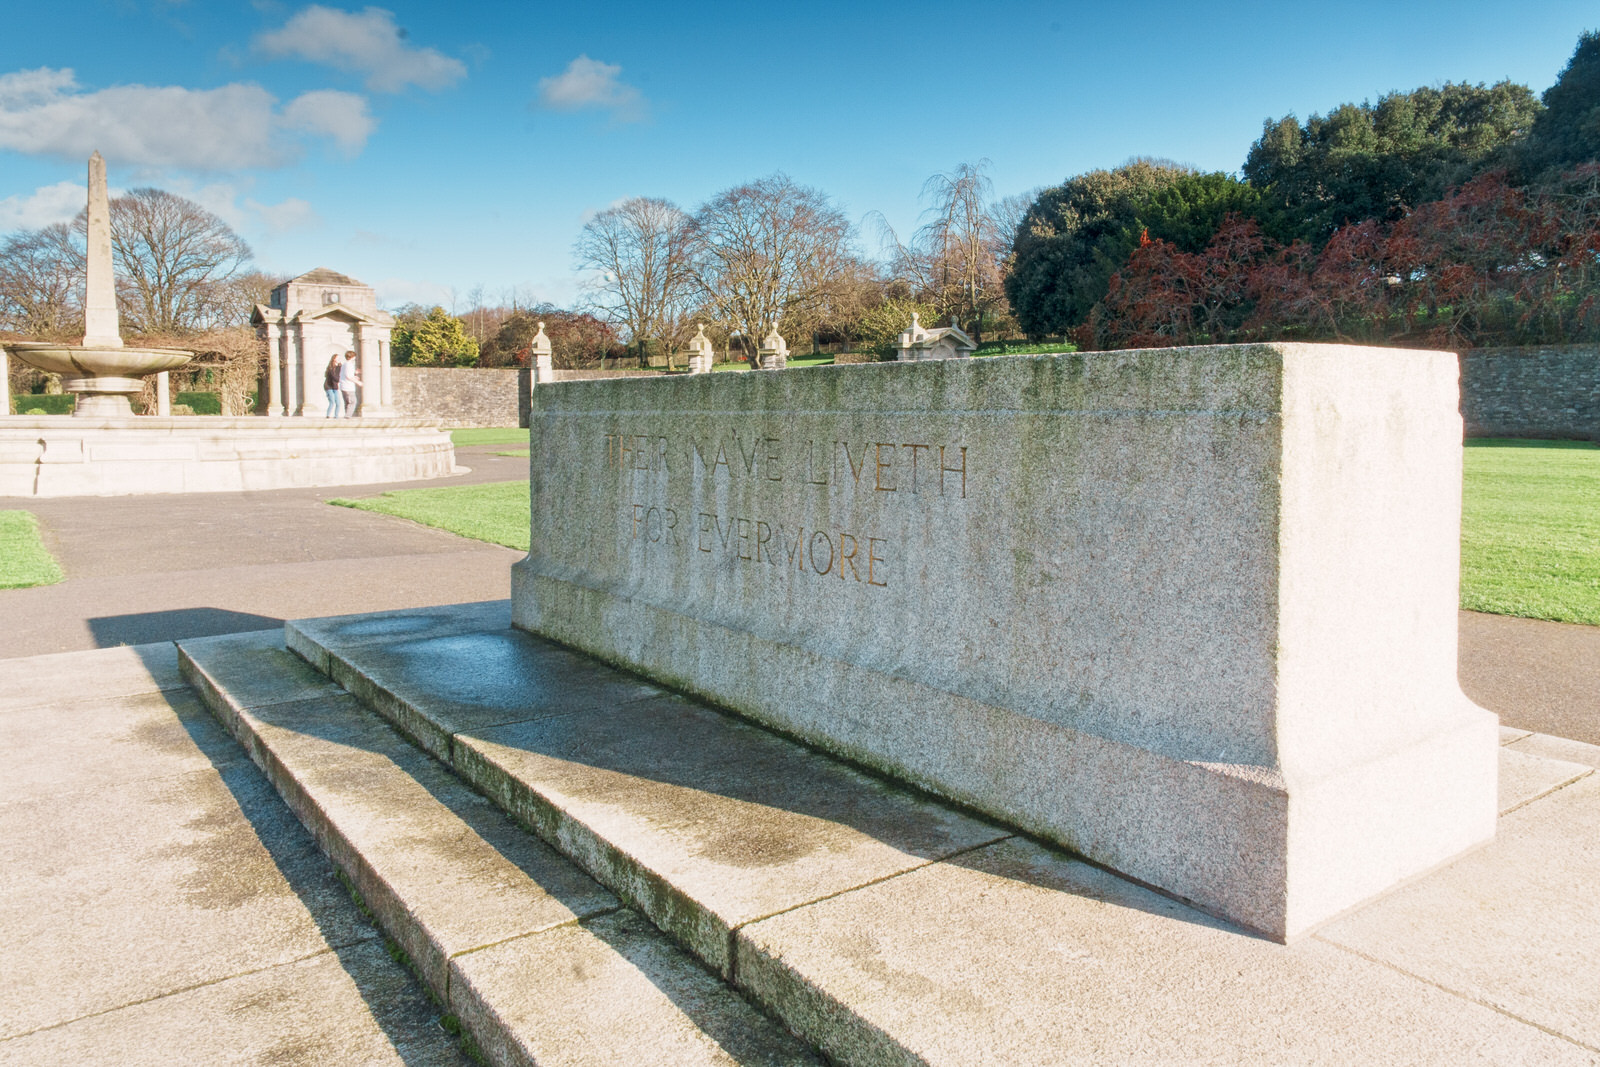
<box><xmin>3</xmin><ymin>440</ymin><xmax>1594</xmax><ymax>745</ymax></box>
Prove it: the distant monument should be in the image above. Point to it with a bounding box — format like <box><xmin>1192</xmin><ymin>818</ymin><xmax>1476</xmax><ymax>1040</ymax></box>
<box><xmin>4</xmin><ymin>153</ymin><xmax>192</xmax><ymax>417</ymax></box>
<box><xmin>896</xmin><ymin>313</ymin><xmax>975</xmax><ymax>361</ymax></box>
<box><xmin>251</xmin><ymin>269</ymin><xmax>395</xmax><ymax>416</ymax></box>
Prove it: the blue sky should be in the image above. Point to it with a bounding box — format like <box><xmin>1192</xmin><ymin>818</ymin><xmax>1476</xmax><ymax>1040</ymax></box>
<box><xmin>1</xmin><ymin>1</ymin><xmax>1593</xmax><ymax>309</ymax></box>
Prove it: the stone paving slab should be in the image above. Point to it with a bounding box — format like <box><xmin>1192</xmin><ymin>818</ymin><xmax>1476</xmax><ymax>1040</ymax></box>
<box><xmin>451</xmin><ymin>911</ymin><xmax>820</xmax><ymax>1067</ymax></box>
<box><xmin>0</xmin><ymin>688</ymin><xmax>241</xmax><ymax>799</ymax></box>
<box><xmin>296</xmin><ymin>610</ymin><xmax>1013</xmax><ymax>978</ymax></box>
<box><xmin>736</xmin><ymin>836</ymin><xmax>1599</xmax><ymax>1066</ymax></box>
<box><xmin>1319</xmin><ymin>772</ymin><xmax>1600</xmax><ymax>1051</ymax></box>
<box><xmin>1507</xmin><ymin>731</ymin><xmax>1600</xmax><ymax>769</ymax></box>
<box><xmin>181</xmin><ymin>628</ymin><xmax>822</xmax><ymax>1065</ymax></box>
<box><xmin>0</xmin><ymin>939</ymin><xmax>467</xmax><ymax>1067</ymax></box>
<box><xmin>455</xmin><ymin>692</ymin><xmax>1012</xmax><ymax>976</ymax></box>
<box><xmin>0</xmin><ymin>643</ymin><xmax>184</xmax><ymax>712</ymax></box>
<box><xmin>0</xmin><ymin>760</ymin><xmax>374</xmax><ymax>1040</ymax></box>
<box><xmin>1498</xmin><ymin>746</ymin><xmax>1594</xmax><ymax>813</ymax></box>
<box><xmin>290</xmin><ymin>609</ymin><xmax>664</xmax><ymax>762</ymax></box>
<box><xmin>181</xmin><ymin>630</ymin><xmax>620</xmax><ymax>995</ymax></box>
<box><xmin>0</xmin><ymin>642</ymin><xmax>467</xmax><ymax>1063</ymax></box>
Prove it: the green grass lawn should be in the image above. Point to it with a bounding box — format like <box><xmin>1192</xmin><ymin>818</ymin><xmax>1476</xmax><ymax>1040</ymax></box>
<box><xmin>330</xmin><ymin>481</ymin><xmax>531</xmax><ymax>551</ymax></box>
<box><xmin>450</xmin><ymin>427</ymin><xmax>528</xmax><ymax>447</ymax></box>
<box><xmin>331</xmin><ymin>438</ymin><xmax>1600</xmax><ymax>627</ymax></box>
<box><xmin>1461</xmin><ymin>438</ymin><xmax>1600</xmax><ymax>626</ymax></box>
<box><xmin>0</xmin><ymin>510</ymin><xmax>64</xmax><ymax>588</ymax></box>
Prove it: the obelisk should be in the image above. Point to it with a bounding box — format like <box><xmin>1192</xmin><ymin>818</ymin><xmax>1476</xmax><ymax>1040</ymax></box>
<box><xmin>82</xmin><ymin>151</ymin><xmax>122</xmax><ymax>349</ymax></box>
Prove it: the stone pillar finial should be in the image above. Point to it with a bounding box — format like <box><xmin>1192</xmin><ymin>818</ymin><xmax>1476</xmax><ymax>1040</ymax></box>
<box><xmin>530</xmin><ymin>320</ymin><xmax>553</xmax><ymax>384</ymax></box>
<box><xmin>82</xmin><ymin>152</ymin><xmax>122</xmax><ymax>349</ymax></box>
<box><xmin>687</xmin><ymin>323</ymin><xmax>714</xmax><ymax>374</ymax></box>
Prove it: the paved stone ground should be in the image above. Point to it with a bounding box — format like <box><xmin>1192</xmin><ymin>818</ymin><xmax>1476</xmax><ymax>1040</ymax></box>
<box><xmin>2</xmin><ymin>440</ymin><xmax>1594</xmax><ymax>745</ymax></box>
<box><xmin>0</xmin><ymin>643</ymin><xmax>472</xmax><ymax>1065</ymax></box>
<box><xmin>3</xmin><ymin>444</ymin><xmax>526</xmax><ymax>657</ymax></box>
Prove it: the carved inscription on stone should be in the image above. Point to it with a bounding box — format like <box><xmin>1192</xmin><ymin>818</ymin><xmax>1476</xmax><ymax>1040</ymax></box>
<box><xmin>601</xmin><ymin>429</ymin><xmax>969</xmax><ymax>591</ymax></box>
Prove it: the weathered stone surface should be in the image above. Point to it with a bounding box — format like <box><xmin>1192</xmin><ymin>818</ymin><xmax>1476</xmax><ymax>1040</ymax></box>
<box><xmin>290</xmin><ymin>612</ymin><xmax>661</xmax><ymax>761</ymax></box>
<box><xmin>450</xmin><ymin>911</ymin><xmax>820</xmax><ymax>1067</ymax></box>
<box><xmin>1320</xmin><ymin>773</ymin><xmax>1600</xmax><ymax>1050</ymax></box>
<box><xmin>1506</xmin><ymin>731</ymin><xmax>1600</xmax><ymax>769</ymax></box>
<box><xmin>180</xmin><ymin>631</ymin><xmax>620</xmax><ymax>995</ymax></box>
<box><xmin>0</xmin><ymin>940</ymin><xmax>469</xmax><ymax>1066</ymax></box>
<box><xmin>1498</xmin><ymin>747</ymin><xmax>1592</xmax><ymax>813</ymax></box>
<box><xmin>735</xmin><ymin>836</ymin><xmax>1597</xmax><ymax>1066</ymax></box>
<box><xmin>0</xmin><ymin>643</ymin><xmax>184</xmax><ymax>712</ymax></box>
<box><xmin>181</xmin><ymin>627</ymin><xmax>820</xmax><ymax>1064</ymax></box>
<box><xmin>511</xmin><ymin>344</ymin><xmax>1498</xmax><ymax>938</ymax></box>
<box><xmin>0</xmin><ymin>417</ymin><xmax>455</xmax><ymax>497</ymax></box>
<box><xmin>453</xmin><ymin>690</ymin><xmax>1009</xmax><ymax>974</ymax></box>
<box><xmin>0</xmin><ymin>689</ymin><xmax>241</xmax><ymax>796</ymax></box>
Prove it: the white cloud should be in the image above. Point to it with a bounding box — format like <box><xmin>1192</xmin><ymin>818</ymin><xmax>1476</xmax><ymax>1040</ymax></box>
<box><xmin>0</xmin><ymin>180</ymin><xmax>86</xmax><ymax>230</ymax></box>
<box><xmin>255</xmin><ymin>6</ymin><xmax>466</xmax><ymax>93</ymax></box>
<box><xmin>0</xmin><ymin>67</ymin><xmax>373</xmax><ymax>169</ymax></box>
<box><xmin>246</xmin><ymin>195</ymin><xmax>319</xmax><ymax>232</ymax></box>
<box><xmin>537</xmin><ymin>56</ymin><xmax>644</xmax><ymax>122</ymax></box>
<box><xmin>280</xmin><ymin>89</ymin><xmax>373</xmax><ymax>154</ymax></box>
<box><xmin>373</xmin><ymin>276</ymin><xmax>452</xmax><ymax>308</ymax></box>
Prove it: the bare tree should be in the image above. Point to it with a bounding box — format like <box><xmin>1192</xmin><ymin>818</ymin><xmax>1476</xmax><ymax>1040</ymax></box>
<box><xmin>689</xmin><ymin>174</ymin><xmax>853</xmax><ymax>363</ymax></box>
<box><xmin>0</xmin><ymin>223</ymin><xmax>82</xmax><ymax>339</ymax></box>
<box><xmin>99</xmin><ymin>189</ymin><xmax>254</xmax><ymax>333</ymax></box>
<box><xmin>910</xmin><ymin>161</ymin><xmax>1012</xmax><ymax>341</ymax></box>
<box><xmin>575</xmin><ymin>197</ymin><xmax>695</xmax><ymax>367</ymax></box>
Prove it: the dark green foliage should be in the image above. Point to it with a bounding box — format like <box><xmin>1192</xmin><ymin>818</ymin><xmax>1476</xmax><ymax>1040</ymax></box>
<box><xmin>1521</xmin><ymin>32</ymin><xmax>1600</xmax><ymax>179</ymax></box>
<box><xmin>1244</xmin><ymin>81</ymin><xmax>1543</xmax><ymax>245</ymax></box>
<box><xmin>1005</xmin><ymin>163</ymin><xmax>1263</xmax><ymax>335</ymax></box>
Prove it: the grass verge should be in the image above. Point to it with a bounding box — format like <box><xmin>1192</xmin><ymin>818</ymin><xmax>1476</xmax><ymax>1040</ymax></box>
<box><xmin>330</xmin><ymin>481</ymin><xmax>530</xmax><ymax>551</ymax></box>
<box><xmin>0</xmin><ymin>510</ymin><xmax>64</xmax><ymax>589</ymax></box>
<box><xmin>1461</xmin><ymin>438</ymin><xmax>1599</xmax><ymax>626</ymax></box>
<box><xmin>450</xmin><ymin>427</ymin><xmax>527</xmax><ymax>447</ymax></box>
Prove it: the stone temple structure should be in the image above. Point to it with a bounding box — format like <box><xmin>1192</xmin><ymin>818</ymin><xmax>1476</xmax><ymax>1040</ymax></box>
<box><xmin>896</xmin><ymin>313</ymin><xmax>976</xmax><ymax>361</ymax></box>
<box><xmin>252</xmin><ymin>269</ymin><xmax>395</xmax><ymax>417</ymax></box>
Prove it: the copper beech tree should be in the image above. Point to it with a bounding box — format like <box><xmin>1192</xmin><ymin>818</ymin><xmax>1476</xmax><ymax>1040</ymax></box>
<box><xmin>1093</xmin><ymin>166</ymin><xmax>1600</xmax><ymax>350</ymax></box>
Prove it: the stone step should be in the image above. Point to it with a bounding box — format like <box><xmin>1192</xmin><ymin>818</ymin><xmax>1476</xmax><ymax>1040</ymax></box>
<box><xmin>275</xmin><ymin>602</ymin><xmax>1600</xmax><ymax>1067</ymax></box>
<box><xmin>177</xmin><ymin>628</ymin><xmax>820</xmax><ymax>1067</ymax></box>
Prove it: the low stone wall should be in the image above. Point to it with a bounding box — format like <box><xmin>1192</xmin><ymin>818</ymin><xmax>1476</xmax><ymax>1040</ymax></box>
<box><xmin>1461</xmin><ymin>345</ymin><xmax>1599</xmax><ymax>441</ymax></box>
<box><xmin>0</xmin><ymin>417</ymin><xmax>455</xmax><ymax>497</ymax></box>
<box><xmin>390</xmin><ymin>367</ymin><xmax>531</xmax><ymax>428</ymax></box>
<box><xmin>389</xmin><ymin>347</ymin><xmax>1600</xmax><ymax>439</ymax></box>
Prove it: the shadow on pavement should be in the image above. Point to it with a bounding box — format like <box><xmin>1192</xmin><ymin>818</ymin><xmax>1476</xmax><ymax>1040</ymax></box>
<box><xmin>89</xmin><ymin>608</ymin><xmax>284</xmax><ymax>648</ymax></box>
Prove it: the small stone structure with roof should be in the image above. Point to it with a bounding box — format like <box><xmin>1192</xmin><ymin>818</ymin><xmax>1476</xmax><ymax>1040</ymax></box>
<box><xmin>252</xmin><ymin>268</ymin><xmax>396</xmax><ymax>416</ymax></box>
<box><xmin>896</xmin><ymin>313</ymin><xmax>976</xmax><ymax>361</ymax></box>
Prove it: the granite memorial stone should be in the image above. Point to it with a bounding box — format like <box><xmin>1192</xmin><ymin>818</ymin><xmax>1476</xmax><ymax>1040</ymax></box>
<box><xmin>511</xmin><ymin>344</ymin><xmax>1498</xmax><ymax>940</ymax></box>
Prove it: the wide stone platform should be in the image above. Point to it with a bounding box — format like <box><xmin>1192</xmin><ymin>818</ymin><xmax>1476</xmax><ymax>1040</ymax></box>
<box><xmin>0</xmin><ymin>415</ymin><xmax>457</xmax><ymax>497</ymax></box>
<box><xmin>166</xmin><ymin>601</ymin><xmax>1600</xmax><ymax>1066</ymax></box>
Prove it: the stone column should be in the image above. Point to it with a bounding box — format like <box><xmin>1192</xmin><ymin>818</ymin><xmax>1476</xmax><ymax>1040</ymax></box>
<box><xmin>1</xmin><ymin>345</ymin><xmax>9</xmax><ymax>416</ymax></box>
<box><xmin>355</xmin><ymin>324</ymin><xmax>394</xmax><ymax>416</ymax></box>
<box><xmin>530</xmin><ymin>322</ymin><xmax>554</xmax><ymax>384</ymax></box>
<box><xmin>297</xmin><ymin>322</ymin><xmax>325</xmax><ymax>417</ymax></box>
<box><xmin>155</xmin><ymin>371</ymin><xmax>171</xmax><ymax>416</ymax></box>
<box><xmin>263</xmin><ymin>322</ymin><xmax>285</xmax><ymax>415</ymax></box>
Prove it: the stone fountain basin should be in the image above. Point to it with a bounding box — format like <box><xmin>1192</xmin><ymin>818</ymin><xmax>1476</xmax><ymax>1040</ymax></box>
<box><xmin>6</xmin><ymin>343</ymin><xmax>193</xmax><ymax>381</ymax></box>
